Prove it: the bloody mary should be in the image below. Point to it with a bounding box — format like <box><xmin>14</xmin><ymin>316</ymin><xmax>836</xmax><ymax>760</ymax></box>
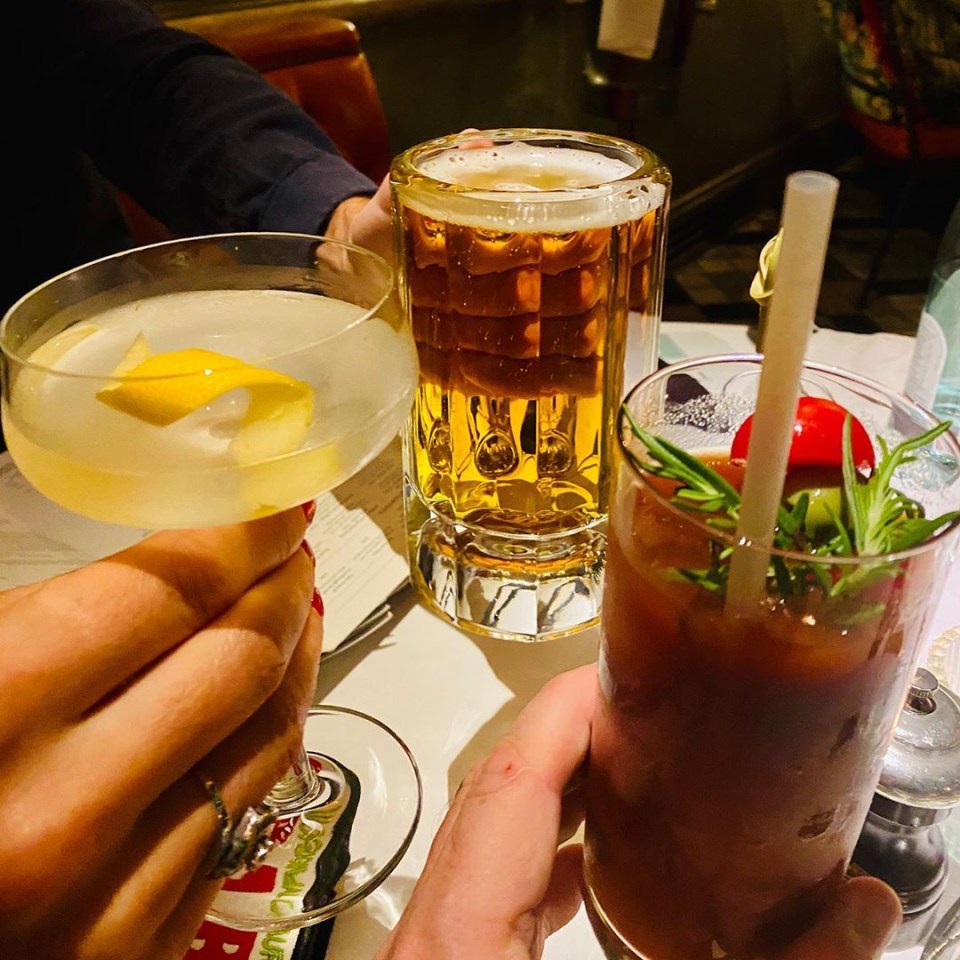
<box><xmin>583</xmin><ymin>357</ymin><xmax>960</xmax><ymax>960</ymax></box>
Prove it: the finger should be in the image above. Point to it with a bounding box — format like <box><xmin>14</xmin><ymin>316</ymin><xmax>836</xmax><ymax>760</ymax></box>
<box><xmin>69</xmin><ymin>544</ymin><xmax>315</xmax><ymax>810</ymax></box>
<box><xmin>192</xmin><ymin>605</ymin><xmax>324</xmax><ymax>827</ymax></box>
<box><xmin>143</xmin><ymin>610</ymin><xmax>325</xmax><ymax>960</ymax></box>
<box><xmin>537</xmin><ymin>843</ymin><xmax>584</xmax><ymax>938</ymax></box>
<box><xmin>343</xmin><ymin>179</ymin><xmax>393</xmax><ymax>264</ymax></box>
<box><xmin>48</xmin><ymin>610</ymin><xmax>323</xmax><ymax>958</ymax></box>
<box><xmin>558</xmin><ymin>762</ymin><xmax>586</xmax><ymax>843</ymax></box>
<box><xmin>457</xmin><ymin>128</ymin><xmax>495</xmax><ymax>150</ymax></box>
<box><xmin>492</xmin><ymin>663</ymin><xmax>597</xmax><ymax>795</ymax></box>
<box><xmin>426</xmin><ymin>663</ymin><xmax>595</xmax><ymax>855</ymax></box>
<box><xmin>0</xmin><ymin>546</ymin><xmax>314</xmax><ymax>921</ymax></box>
<box><xmin>0</xmin><ymin>507</ymin><xmax>309</xmax><ymax>724</ymax></box>
<box><xmin>0</xmin><ymin>527</ymin><xmax>313</xmax><ymax>932</ymax></box>
<box><xmin>781</xmin><ymin>877</ymin><xmax>900</xmax><ymax>960</ymax></box>
<box><xmin>0</xmin><ymin>580</ymin><xmax>43</xmax><ymax>615</ymax></box>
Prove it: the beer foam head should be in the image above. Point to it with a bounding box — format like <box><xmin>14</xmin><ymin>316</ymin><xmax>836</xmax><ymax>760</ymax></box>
<box><xmin>400</xmin><ymin>140</ymin><xmax>667</xmax><ymax>231</ymax></box>
<box><xmin>418</xmin><ymin>142</ymin><xmax>636</xmax><ymax>191</ymax></box>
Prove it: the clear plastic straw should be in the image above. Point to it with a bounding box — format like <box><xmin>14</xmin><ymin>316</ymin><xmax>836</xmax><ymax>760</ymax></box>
<box><xmin>725</xmin><ymin>171</ymin><xmax>840</xmax><ymax>617</ymax></box>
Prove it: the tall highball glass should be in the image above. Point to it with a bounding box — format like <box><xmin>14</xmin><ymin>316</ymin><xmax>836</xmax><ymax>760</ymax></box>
<box><xmin>584</xmin><ymin>356</ymin><xmax>960</xmax><ymax>959</ymax></box>
<box><xmin>391</xmin><ymin>129</ymin><xmax>671</xmax><ymax>641</ymax></box>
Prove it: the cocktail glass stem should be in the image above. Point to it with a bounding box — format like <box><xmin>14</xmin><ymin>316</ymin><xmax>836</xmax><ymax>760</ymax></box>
<box><xmin>265</xmin><ymin>744</ymin><xmax>331</xmax><ymax>814</ymax></box>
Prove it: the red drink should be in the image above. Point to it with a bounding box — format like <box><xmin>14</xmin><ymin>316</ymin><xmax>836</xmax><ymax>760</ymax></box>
<box><xmin>583</xmin><ymin>358</ymin><xmax>960</xmax><ymax>960</ymax></box>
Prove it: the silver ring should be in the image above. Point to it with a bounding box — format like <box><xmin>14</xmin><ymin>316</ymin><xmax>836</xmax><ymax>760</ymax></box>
<box><xmin>199</xmin><ymin>777</ymin><xmax>278</xmax><ymax>880</ymax></box>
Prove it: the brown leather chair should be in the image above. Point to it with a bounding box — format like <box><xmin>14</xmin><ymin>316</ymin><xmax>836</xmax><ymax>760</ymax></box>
<box><xmin>119</xmin><ymin>4</ymin><xmax>391</xmax><ymax>245</ymax></box>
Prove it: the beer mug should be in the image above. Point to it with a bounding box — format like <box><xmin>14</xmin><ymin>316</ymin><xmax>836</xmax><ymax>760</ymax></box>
<box><xmin>391</xmin><ymin>129</ymin><xmax>670</xmax><ymax>641</ymax></box>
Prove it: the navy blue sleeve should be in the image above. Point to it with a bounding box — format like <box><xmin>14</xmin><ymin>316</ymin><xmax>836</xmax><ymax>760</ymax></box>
<box><xmin>22</xmin><ymin>0</ymin><xmax>377</xmax><ymax>235</ymax></box>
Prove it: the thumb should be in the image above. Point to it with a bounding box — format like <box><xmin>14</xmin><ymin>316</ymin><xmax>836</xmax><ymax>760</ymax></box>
<box><xmin>783</xmin><ymin>877</ymin><xmax>901</xmax><ymax>960</ymax></box>
<box><xmin>346</xmin><ymin>177</ymin><xmax>393</xmax><ymax>265</ymax></box>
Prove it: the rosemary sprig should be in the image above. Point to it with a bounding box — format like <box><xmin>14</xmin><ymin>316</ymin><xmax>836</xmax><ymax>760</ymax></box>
<box><xmin>622</xmin><ymin>407</ymin><xmax>740</xmax><ymax>517</ymax></box>
<box><xmin>842</xmin><ymin>417</ymin><xmax>958</xmax><ymax>556</ymax></box>
<box><xmin>830</xmin><ymin>417</ymin><xmax>960</xmax><ymax>597</ymax></box>
<box><xmin>624</xmin><ymin>407</ymin><xmax>960</xmax><ymax>605</ymax></box>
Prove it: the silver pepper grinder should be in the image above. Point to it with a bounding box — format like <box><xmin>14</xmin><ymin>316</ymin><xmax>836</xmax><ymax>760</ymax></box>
<box><xmin>853</xmin><ymin>669</ymin><xmax>960</xmax><ymax>951</ymax></box>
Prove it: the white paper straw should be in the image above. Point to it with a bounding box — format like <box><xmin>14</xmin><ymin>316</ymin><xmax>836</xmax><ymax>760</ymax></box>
<box><xmin>725</xmin><ymin>171</ymin><xmax>840</xmax><ymax>618</ymax></box>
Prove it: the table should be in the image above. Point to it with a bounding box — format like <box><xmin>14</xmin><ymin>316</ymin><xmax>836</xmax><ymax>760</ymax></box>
<box><xmin>313</xmin><ymin>323</ymin><xmax>960</xmax><ymax>960</ymax></box>
<box><xmin>313</xmin><ymin>598</ymin><xmax>604</xmax><ymax>960</ymax></box>
<box><xmin>2</xmin><ymin>322</ymin><xmax>958</xmax><ymax>959</ymax></box>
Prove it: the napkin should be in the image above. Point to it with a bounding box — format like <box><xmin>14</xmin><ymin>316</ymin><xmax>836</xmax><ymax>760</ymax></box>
<box><xmin>186</xmin><ymin>918</ymin><xmax>333</xmax><ymax>960</ymax></box>
<box><xmin>598</xmin><ymin>0</ymin><xmax>666</xmax><ymax>60</ymax></box>
<box><xmin>0</xmin><ymin>445</ymin><xmax>407</xmax><ymax>656</ymax></box>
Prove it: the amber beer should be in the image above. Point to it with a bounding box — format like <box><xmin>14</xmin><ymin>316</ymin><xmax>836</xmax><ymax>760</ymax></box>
<box><xmin>392</xmin><ymin>130</ymin><xmax>670</xmax><ymax>641</ymax></box>
<box><xmin>584</xmin><ymin>358</ymin><xmax>960</xmax><ymax>959</ymax></box>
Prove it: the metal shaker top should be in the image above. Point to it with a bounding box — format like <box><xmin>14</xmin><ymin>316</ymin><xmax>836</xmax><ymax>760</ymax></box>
<box><xmin>874</xmin><ymin>668</ymin><xmax>960</xmax><ymax>825</ymax></box>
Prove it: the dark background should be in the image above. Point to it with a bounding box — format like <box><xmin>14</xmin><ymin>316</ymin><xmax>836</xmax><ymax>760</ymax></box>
<box><xmin>154</xmin><ymin>0</ymin><xmax>844</xmax><ymax>207</ymax></box>
<box><xmin>152</xmin><ymin>0</ymin><xmax>957</xmax><ymax>333</ymax></box>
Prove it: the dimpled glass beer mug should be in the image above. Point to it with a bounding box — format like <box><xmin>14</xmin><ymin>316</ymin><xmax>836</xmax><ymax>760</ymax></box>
<box><xmin>584</xmin><ymin>356</ymin><xmax>960</xmax><ymax>959</ymax></box>
<box><xmin>391</xmin><ymin>129</ymin><xmax>671</xmax><ymax>641</ymax></box>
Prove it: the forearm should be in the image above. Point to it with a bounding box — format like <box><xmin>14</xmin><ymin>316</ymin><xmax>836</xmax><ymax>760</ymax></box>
<box><xmin>28</xmin><ymin>0</ymin><xmax>376</xmax><ymax>234</ymax></box>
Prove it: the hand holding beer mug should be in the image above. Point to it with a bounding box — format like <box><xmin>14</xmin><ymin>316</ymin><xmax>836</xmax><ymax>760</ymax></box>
<box><xmin>391</xmin><ymin>129</ymin><xmax>671</xmax><ymax>641</ymax></box>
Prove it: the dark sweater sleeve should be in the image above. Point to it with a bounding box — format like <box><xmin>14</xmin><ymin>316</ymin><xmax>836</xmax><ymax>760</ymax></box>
<box><xmin>24</xmin><ymin>0</ymin><xmax>377</xmax><ymax>235</ymax></box>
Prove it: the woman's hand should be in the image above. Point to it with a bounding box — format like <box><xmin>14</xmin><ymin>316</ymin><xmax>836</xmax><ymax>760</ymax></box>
<box><xmin>376</xmin><ymin>665</ymin><xmax>901</xmax><ymax>960</ymax></box>
<box><xmin>325</xmin><ymin>130</ymin><xmax>489</xmax><ymax>267</ymax></box>
<box><xmin>0</xmin><ymin>506</ymin><xmax>322</xmax><ymax>960</ymax></box>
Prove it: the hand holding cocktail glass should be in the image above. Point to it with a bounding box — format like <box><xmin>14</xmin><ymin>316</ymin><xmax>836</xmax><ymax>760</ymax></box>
<box><xmin>583</xmin><ymin>174</ymin><xmax>960</xmax><ymax>958</ymax></box>
<box><xmin>0</xmin><ymin>509</ymin><xmax>319</xmax><ymax>955</ymax></box>
<box><xmin>0</xmin><ymin>233</ymin><xmax>422</xmax><ymax>935</ymax></box>
<box><xmin>374</xmin><ymin>665</ymin><xmax>902</xmax><ymax>960</ymax></box>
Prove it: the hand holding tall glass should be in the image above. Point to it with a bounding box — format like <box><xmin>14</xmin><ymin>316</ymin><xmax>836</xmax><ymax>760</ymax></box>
<box><xmin>391</xmin><ymin>129</ymin><xmax>670</xmax><ymax>641</ymax></box>
<box><xmin>584</xmin><ymin>356</ymin><xmax>960</xmax><ymax>959</ymax></box>
<box><xmin>0</xmin><ymin>233</ymin><xmax>422</xmax><ymax>930</ymax></box>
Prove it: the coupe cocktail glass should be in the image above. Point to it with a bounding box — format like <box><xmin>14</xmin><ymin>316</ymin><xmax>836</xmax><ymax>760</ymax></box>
<box><xmin>0</xmin><ymin>233</ymin><xmax>422</xmax><ymax>930</ymax></box>
<box><xmin>584</xmin><ymin>355</ymin><xmax>960</xmax><ymax>960</ymax></box>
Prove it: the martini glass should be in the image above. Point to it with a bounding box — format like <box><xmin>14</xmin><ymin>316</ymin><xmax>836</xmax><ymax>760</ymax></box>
<box><xmin>0</xmin><ymin>233</ymin><xmax>422</xmax><ymax>930</ymax></box>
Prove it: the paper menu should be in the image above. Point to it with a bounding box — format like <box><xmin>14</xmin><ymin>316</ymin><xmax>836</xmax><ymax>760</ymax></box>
<box><xmin>304</xmin><ymin>440</ymin><xmax>409</xmax><ymax>653</ymax></box>
<box><xmin>0</xmin><ymin>443</ymin><xmax>409</xmax><ymax>654</ymax></box>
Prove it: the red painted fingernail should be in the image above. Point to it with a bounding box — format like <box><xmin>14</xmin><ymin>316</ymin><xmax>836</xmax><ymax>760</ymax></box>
<box><xmin>311</xmin><ymin>587</ymin><xmax>324</xmax><ymax>616</ymax></box>
<box><xmin>300</xmin><ymin>500</ymin><xmax>316</xmax><ymax>523</ymax></box>
<box><xmin>301</xmin><ymin>539</ymin><xmax>315</xmax><ymax>562</ymax></box>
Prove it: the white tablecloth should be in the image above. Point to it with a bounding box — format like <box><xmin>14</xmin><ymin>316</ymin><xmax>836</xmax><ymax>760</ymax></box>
<box><xmin>315</xmin><ymin>323</ymin><xmax>960</xmax><ymax>960</ymax></box>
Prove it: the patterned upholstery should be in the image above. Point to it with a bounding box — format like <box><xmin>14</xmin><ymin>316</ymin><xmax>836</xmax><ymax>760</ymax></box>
<box><xmin>817</xmin><ymin>0</ymin><xmax>960</xmax><ymax>160</ymax></box>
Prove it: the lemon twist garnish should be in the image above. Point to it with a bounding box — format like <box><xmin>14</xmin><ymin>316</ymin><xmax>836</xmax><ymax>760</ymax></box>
<box><xmin>95</xmin><ymin>336</ymin><xmax>315</xmax><ymax>463</ymax></box>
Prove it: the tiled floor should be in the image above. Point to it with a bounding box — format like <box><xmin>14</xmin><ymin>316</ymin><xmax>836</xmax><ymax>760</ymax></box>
<box><xmin>663</xmin><ymin>157</ymin><xmax>958</xmax><ymax>337</ymax></box>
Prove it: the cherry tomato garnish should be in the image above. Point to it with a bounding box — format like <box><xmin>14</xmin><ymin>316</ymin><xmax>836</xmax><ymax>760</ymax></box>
<box><xmin>730</xmin><ymin>396</ymin><xmax>876</xmax><ymax>471</ymax></box>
